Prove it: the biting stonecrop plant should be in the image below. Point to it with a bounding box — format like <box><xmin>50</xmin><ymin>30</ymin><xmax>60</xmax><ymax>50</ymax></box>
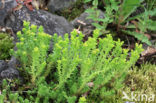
<box><xmin>0</xmin><ymin>78</ymin><xmax>53</xmax><ymax>103</ymax></box>
<box><xmin>5</xmin><ymin>22</ymin><xmax>143</xmax><ymax>102</ymax></box>
<box><xmin>47</xmin><ymin>29</ymin><xmax>143</xmax><ymax>102</ymax></box>
<box><xmin>84</xmin><ymin>0</ymin><xmax>156</xmax><ymax>45</ymax></box>
<box><xmin>11</xmin><ymin>21</ymin><xmax>52</xmax><ymax>84</ymax></box>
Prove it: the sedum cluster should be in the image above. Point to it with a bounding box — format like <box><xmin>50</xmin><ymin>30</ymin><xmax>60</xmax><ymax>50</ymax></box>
<box><xmin>48</xmin><ymin>29</ymin><xmax>143</xmax><ymax>102</ymax></box>
<box><xmin>11</xmin><ymin>21</ymin><xmax>52</xmax><ymax>84</ymax></box>
<box><xmin>2</xmin><ymin>22</ymin><xmax>143</xmax><ymax>103</ymax></box>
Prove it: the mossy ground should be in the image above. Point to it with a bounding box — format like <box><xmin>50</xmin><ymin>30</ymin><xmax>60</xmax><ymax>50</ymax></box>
<box><xmin>112</xmin><ymin>63</ymin><xmax>156</xmax><ymax>103</ymax></box>
<box><xmin>86</xmin><ymin>63</ymin><xmax>156</xmax><ymax>103</ymax></box>
<box><xmin>0</xmin><ymin>32</ymin><xmax>14</xmax><ymax>60</ymax></box>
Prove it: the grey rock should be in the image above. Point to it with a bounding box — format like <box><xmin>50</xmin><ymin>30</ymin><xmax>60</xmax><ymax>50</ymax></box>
<box><xmin>1</xmin><ymin>67</ymin><xmax>19</xmax><ymax>79</ymax></box>
<box><xmin>0</xmin><ymin>60</ymin><xmax>7</xmax><ymax>73</ymax></box>
<box><xmin>71</xmin><ymin>12</ymin><xmax>93</xmax><ymax>27</ymax></box>
<box><xmin>0</xmin><ymin>58</ymin><xmax>21</xmax><ymax>83</ymax></box>
<box><xmin>47</xmin><ymin>0</ymin><xmax>77</xmax><ymax>13</ymax></box>
<box><xmin>71</xmin><ymin>10</ymin><xmax>105</xmax><ymax>27</ymax></box>
<box><xmin>0</xmin><ymin>0</ymin><xmax>17</xmax><ymax>26</ymax></box>
<box><xmin>5</xmin><ymin>6</ymin><xmax>74</xmax><ymax>36</ymax></box>
<box><xmin>8</xmin><ymin>56</ymin><xmax>19</xmax><ymax>68</ymax></box>
<box><xmin>71</xmin><ymin>11</ymin><xmax>105</xmax><ymax>35</ymax></box>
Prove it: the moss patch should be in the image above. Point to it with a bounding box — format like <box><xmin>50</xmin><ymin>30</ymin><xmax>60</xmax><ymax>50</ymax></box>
<box><xmin>87</xmin><ymin>63</ymin><xmax>156</xmax><ymax>103</ymax></box>
<box><xmin>0</xmin><ymin>33</ymin><xmax>14</xmax><ymax>60</ymax></box>
<box><xmin>115</xmin><ymin>63</ymin><xmax>156</xmax><ymax>103</ymax></box>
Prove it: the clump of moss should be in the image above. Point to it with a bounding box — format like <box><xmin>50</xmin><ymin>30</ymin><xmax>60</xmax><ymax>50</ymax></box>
<box><xmin>0</xmin><ymin>33</ymin><xmax>14</xmax><ymax>60</ymax></box>
<box><xmin>115</xmin><ymin>63</ymin><xmax>156</xmax><ymax>103</ymax></box>
<box><xmin>124</xmin><ymin>63</ymin><xmax>156</xmax><ymax>93</ymax></box>
<box><xmin>56</xmin><ymin>0</ymin><xmax>85</xmax><ymax>21</ymax></box>
<box><xmin>94</xmin><ymin>63</ymin><xmax>156</xmax><ymax>103</ymax></box>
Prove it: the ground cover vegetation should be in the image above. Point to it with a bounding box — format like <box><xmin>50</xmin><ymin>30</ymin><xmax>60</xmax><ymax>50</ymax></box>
<box><xmin>84</xmin><ymin>0</ymin><xmax>156</xmax><ymax>45</ymax></box>
<box><xmin>0</xmin><ymin>0</ymin><xmax>155</xmax><ymax>102</ymax></box>
<box><xmin>0</xmin><ymin>21</ymin><xmax>143</xmax><ymax>102</ymax></box>
<box><xmin>0</xmin><ymin>33</ymin><xmax>14</xmax><ymax>60</ymax></box>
